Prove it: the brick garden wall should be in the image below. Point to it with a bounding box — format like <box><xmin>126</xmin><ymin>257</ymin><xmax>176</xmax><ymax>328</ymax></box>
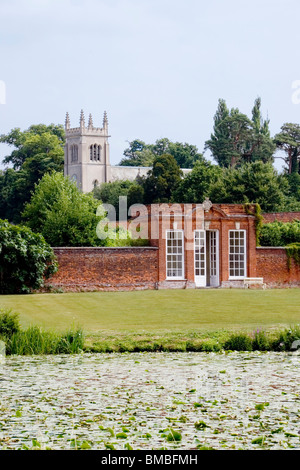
<box><xmin>256</xmin><ymin>247</ymin><xmax>300</xmax><ymax>287</ymax></box>
<box><xmin>262</xmin><ymin>212</ymin><xmax>300</xmax><ymax>223</ymax></box>
<box><xmin>44</xmin><ymin>246</ymin><xmax>300</xmax><ymax>291</ymax></box>
<box><xmin>45</xmin><ymin>247</ymin><xmax>158</xmax><ymax>292</ymax></box>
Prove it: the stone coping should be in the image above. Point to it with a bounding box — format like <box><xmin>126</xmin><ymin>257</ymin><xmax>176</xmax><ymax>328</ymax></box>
<box><xmin>51</xmin><ymin>246</ymin><xmax>158</xmax><ymax>250</ymax></box>
<box><xmin>256</xmin><ymin>246</ymin><xmax>287</xmax><ymax>250</ymax></box>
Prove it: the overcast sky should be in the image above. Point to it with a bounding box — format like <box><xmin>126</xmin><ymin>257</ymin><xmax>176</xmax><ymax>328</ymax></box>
<box><xmin>1</xmin><ymin>0</ymin><xmax>300</xmax><ymax>170</ymax></box>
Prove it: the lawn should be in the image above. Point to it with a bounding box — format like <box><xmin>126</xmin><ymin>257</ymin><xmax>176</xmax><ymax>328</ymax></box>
<box><xmin>0</xmin><ymin>288</ymin><xmax>299</xmax><ymax>334</ymax></box>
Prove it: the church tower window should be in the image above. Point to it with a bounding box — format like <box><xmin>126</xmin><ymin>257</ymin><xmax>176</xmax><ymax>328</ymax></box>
<box><xmin>97</xmin><ymin>145</ymin><xmax>101</xmax><ymax>161</ymax></box>
<box><xmin>70</xmin><ymin>144</ymin><xmax>78</xmax><ymax>162</ymax></box>
<box><xmin>90</xmin><ymin>144</ymin><xmax>101</xmax><ymax>161</ymax></box>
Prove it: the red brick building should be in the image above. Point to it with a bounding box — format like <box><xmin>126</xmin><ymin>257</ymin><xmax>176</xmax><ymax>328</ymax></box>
<box><xmin>135</xmin><ymin>201</ymin><xmax>258</xmax><ymax>289</ymax></box>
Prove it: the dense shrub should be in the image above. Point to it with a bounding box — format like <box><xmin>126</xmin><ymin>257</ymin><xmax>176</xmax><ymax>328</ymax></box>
<box><xmin>0</xmin><ymin>309</ymin><xmax>21</xmax><ymax>337</ymax></box>
<box><xmin>259</xmin><ymin>220</ymin><xmax>300</xmax><ymax>246</ymax></box>
<box><xmin>223</xmin><ymin>333</ymin><xmax>253</xmax><ymax>351</ymax></box>
<box><xmin>269</xmin><ymin>325</ymin><xmax>300</xmax><ymax>351</ymax></box>
<box><xmin>0</xmin><ymin>219</ymin><xmax>57</xmax><ymax>294</ymax></box>
<box><xmin>252</xmin><ymin>329</ymin><xmax>270</xmax><ymax>351</ymax></box>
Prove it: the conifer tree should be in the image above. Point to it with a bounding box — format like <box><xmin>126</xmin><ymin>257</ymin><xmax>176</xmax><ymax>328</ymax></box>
<box><xmin>205</xmin><ymin>98</ymin><xmax>275</xmax><ymax>167</ymax></box>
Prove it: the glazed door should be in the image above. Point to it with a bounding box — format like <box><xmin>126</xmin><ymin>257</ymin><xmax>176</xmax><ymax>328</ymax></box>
<box><xmin>208</xmin><ymin>230</ymin><xmax>219</xmax><ymax>287</ymax></box>
<box><xmin>194</xmin><ymin>230</ymin><xmax>206</xmax><ymax>287</ymax></box>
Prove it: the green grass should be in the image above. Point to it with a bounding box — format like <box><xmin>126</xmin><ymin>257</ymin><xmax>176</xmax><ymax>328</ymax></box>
<box><xmin>0</xmin><ymin>289</ymin><xmax>299</xmax><ymax>333</ymax></box>
<box><xmin>0</xmin><ymin>289</ymin><xmax>299</xmax><ymax>353</ymax></box>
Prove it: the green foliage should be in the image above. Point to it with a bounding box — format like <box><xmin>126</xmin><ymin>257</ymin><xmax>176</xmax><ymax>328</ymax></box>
<box><xmin>166</xmin><ymin>429</ymin><xmax>182</xmax><ymax>442</ymax></box>
<box><xmin>120</xmin><ymin>138</ymin><xmax>203</xmax><ymax>169</ymax></box>
<box><xmin>252</xmin><ymin>329</ymin><xmax>270</xmax><ymax>351</ymax></box>
<box><xmin>274</xmin><ymin>123</ymin><xmax>300</xmax><ymax>174</ymax></box>
<box><xmin>205</xmin><ymin>98</ymin><xmax>275</xmax><ymax>168</ymax></box>
<box><xmin>93</xmin><ymin>179</ymin><xmax>144</xmax><ymax>218</ymax></box>
<box><xmin>0</xmin><ymin>219</ymin><xmax>57</xmax><ymax>294</ymax></box>
<box><xmin>259</xmin><ymin>220</ymin><xmax>300</xmax><ymax>246</ymax></box>
<box><xmin>0</xmin><ymin>124</ymin><xmax>65</xmax><ymax>223</ymax></box>
<box><xmin>22</xmin><ymin>171</ymin><xmax>105</xmax><ymax>247</ymax></box>
<box><xmin>223</xmin><ymin>333</ymin><xmax>253</xmax><ymax>351</ymax></box>
<box><xmin>186</xmin><ymin>338</ymin><xmax>221</xmax><ymax>352</ymax></box>
<box><xmin>119</xmin><ymin>139</ymin><xmax>153</xmax><ymax>167</ymax></box>
<box><xmin>142</xmin><ymin>154</ymin><xmax>183</xmax><ymax>204</ymax></box>
<box><xmin>251</xmin><ymin>437</ymin><xmax>265</xmax><ymax>445</ymax></box>
<box><xmin>3</xmin><ymin>325</ymin><xmax>84</xmax><ymax>355</ymax></box>
<box><xmin>22</xmin><ymin>172</ymin><xmax>145</xmax><ymax>248</ymax></box>
<box><xmin>270</xmin><ymin>325</ymin><xmax>300</xmax><ymax>351</ymax></box>
<box><xmin>0</xmin><ymin>308</ymin><xmax>21</xmax><ymax>337</ymax></box>
<box><xmin>0</xmin><ymin>124</ymin><xmax>65</xmax><ymax>170</ymax></box>
<box><xmin>285</xmin><ymin>243</ymin><xmax>300</xmax><ymax>270</ymax></box>
<box><xmin>209</xmin><ymin>162</ymin><xmax>286</xmax><ymax>212</ymax></box>
<box><xmin>55</xmin><ymin>328</ymin><xmax>85</xmax><ymax>354</ymax></box>
<box><xmin>172</xmin><ymin>160</ymin><xmax>222</xmax><ymax>203</ymax></box>
<box><xmin>282</xmin><ymin>173</ymin><xmax>300</xmax><ymax>208</ymax></box>
<box><xmin>195</xmin><ymin>421</ymin><xmax>209</xmax><ymax>430</ymax></box>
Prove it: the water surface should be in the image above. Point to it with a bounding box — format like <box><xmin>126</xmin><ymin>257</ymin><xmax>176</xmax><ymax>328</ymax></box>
<box><xmin>0</xmin><ymin>351</ymin><xmax>299</xmax><ymax>450</ymax></box>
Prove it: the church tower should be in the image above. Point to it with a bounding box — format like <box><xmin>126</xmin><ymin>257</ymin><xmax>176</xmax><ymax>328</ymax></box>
<box><xmin>64</xmin><ymin>110</ymin><xmax>111</xmax><ymax>192</ymax></box>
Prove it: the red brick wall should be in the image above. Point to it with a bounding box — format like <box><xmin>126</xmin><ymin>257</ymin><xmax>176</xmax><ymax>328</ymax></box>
<box><xmin>45</xmin><ymin>247</ymin><xmax>158</xmax><ymax>292</ymax></box>
<box><xmin>256</xmin><ymin>247</ymin><xmax>300</xmax><ymax>287</ymax></box>
<box><xmin>262</xmin><ymin>212</ymin><xmax>300</xmax><ymax>223</ymax></box>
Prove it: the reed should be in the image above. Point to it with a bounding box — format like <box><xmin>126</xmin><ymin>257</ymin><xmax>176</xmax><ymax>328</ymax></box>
<box><xmin>2</xmin><ymin>325</ymin><xmax>84</xmax><ymax>355</ymax></box>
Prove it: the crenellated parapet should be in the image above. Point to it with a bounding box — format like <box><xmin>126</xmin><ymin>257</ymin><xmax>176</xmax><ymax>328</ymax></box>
<box><xmin>65</xmin><ymin>110</ymin><xmax>110</xmax><ymax>137</ymax></box>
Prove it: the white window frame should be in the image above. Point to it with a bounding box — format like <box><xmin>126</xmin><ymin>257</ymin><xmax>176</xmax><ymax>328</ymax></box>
<box><xmin>166</xmin><ymin>229</ymin><xmax>184</xmax><ymax>280</ymax></box>
<box><xmin>228</xmin><ymin>230</ymin><xmax>247</xmax><ymax>279</ymax></box>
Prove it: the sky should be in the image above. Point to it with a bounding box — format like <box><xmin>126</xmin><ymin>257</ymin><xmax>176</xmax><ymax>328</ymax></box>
<box><xmin>1</xmin><ymin>0</ymin><xmax>300</xmax><ymax>171</ymax></box>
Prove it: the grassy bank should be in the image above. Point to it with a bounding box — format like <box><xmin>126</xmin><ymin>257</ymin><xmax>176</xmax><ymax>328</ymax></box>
<box><xmin>1</xmin><ymin>306</ymin><xmax>300</xmax><ymax>355</ymax></box>
<box><xmin>0</xmin><ymin>289</ymin><xmax>299</xmax><ymax>354</ymax></box>
<box><xmin>1</xmin><ymin>322</ymin><xmax>300</xmax><ymax>354</ymax></box>
<box><xmin>83</xmin><ymin>326</ymin><xmax>300</xmax><ymax>353</ymax></box>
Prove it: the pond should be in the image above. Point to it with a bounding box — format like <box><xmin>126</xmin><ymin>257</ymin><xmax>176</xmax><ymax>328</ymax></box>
<box><xmin>0</xmin><ymin>351</ymin><xmax>299</xmax><ymax>450</ymax></box>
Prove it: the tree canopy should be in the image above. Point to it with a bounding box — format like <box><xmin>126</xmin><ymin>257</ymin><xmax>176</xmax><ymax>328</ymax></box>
<box><xmin>205</xmin><ymin>98</ymin><xmax>275</xmax><ymax>168</ymax></box>
<box><xmin>274</xmin><ymin>123</ymin><xmax>300</xmax><ymax>174</ymax></box>
<box><xmin>208</xmin><ymin>161</ymin><xmax>287</xmax><ymax>212</ymax></box>
<box><xmin>93</xmin><ymin>179</ymin><xmax>144</xmax><ymax>220</ymax></box>
<box><xmin>0</xmin><ymin>124</ymin><xmax>65</xmax><ymax>170</ymax></box>
<box><xmin>22</xmin><ymin>172</ymin><xmax>104</xmax><ymax>247</ymax></box>
<box><xmin>119</xmin><ymin>138</ymin><xmax>203</xmax><ymax>169</ymax></box>
<box><xmin>0</xmin><ymin>124</ymin><xmax>65</xmax><ymax>223</ymax></box>
<box><xmin>142</xmin><ymin>154</ymin><xmax>183</xmax><ymax>204</ymax></box>
<box><xmin>172</xmin><ymin>160</ymin><xmax>222</xmax><ymax>203</ymax></box>
<box><xmin>0</xmin><ymin>219</ymin><xmax>57</xmax><ymax>294</ymax></box>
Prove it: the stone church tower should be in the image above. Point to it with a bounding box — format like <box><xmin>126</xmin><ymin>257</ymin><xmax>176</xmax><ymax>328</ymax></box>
<box><xmin>64</xmin><ymin>110</ymin><xmax>111</xmax><ymax>193</ymax></box>
<box><xmin>64</xmin><ymin>110</ymin><xmax>193</xmax><ymax>193</ymax></box>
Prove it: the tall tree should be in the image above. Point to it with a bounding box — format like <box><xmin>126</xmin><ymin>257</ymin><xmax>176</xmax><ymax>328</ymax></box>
<box><xmin>22</xmin><ymin>172</ymin><xmax>104</xmax><ymax>247</ymax></box>
<box><xmin>250</xmin><ymin>97</ymin><xmax>276</xmax><ymax>163</ymax></box>
<box><xmin>0</xmin><ymin>124</ymin><xmax>65</xmax><ymax>223</ymax></box>
<box><xmin>142</xmin><ymin>154</ymin><xmax>183</xmax><ymax>204</ymax></box>
<box><xmin>204</xmin><ymin>99</ymin><xmax>231</xmax><ymax>167</ymax></box>
<box><xmin>0</xmin><ymin>124</ymin><xmax>65</xmax><ymax>169</ymax></box>
<box><xmin>205</xmin><ymin>98</ymin><xmax>275</xmax><ymax>168</ymax></box>
<box><xmin>274</xmin><ymin>123</ymin><xmax>300</xmax><ymax>174</ymax></box>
